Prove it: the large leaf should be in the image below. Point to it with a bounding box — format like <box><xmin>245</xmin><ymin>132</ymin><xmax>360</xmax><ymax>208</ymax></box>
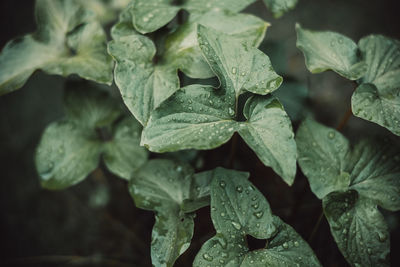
<box><xmin>129</xmin><ymin>0</ymin><xmax>257</xmax><ymax>34</ymax></box>
<box><xmin>35</xmin><ymin>86</ymin><xmax>148</xmax><ymax>189</ymax></box>
<box><xmin>0</xmin><ymin>0</ymin><xmax>113</xmax><ymax>95</ymax></box>
<box><xmin>128</xmin><ymin>159</ymin><xmax>214</xmax><ymax>267</ymax></box>
<box><xmin>193</xmin><ymin>168</ymin><xmax>321</xmax><ymax>267</ymax></box>
<box><xmin>295</xmin><ymin>24</ymin><xmax>366</xmax><ymax>80</ymax></box>
<box><xmin>262</xmin><ymin>0</ymin><xmax>298</xmax><ymax>18</ymax></box>
<box><xmin>323</xmin><ymin>190</ymin><xmax>390</xmax><ymax>267</ymax></box>
<box><xmin>142</xmin><ymin>26</ymin><xmax>296</xmax><ymax>184</ymax></box>
<box><xmin>164</xmin><ymin>9</ymin><xmax>269</xmax><ymax>79</ymax></box>
<box><xmin>297</xmin><ymin>119</ymin><xmax>399</xmax><ymax>267</ymax></box>
<box><xmin>352</xmin><ymin>35</ymin><xmax>400</xmax><ymax>136</ymax></box>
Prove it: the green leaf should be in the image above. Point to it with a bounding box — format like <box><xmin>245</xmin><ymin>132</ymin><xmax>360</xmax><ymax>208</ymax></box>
<box><xmin>129</xmin><ymin>0</ymin><xmax>257</xmax><ymax>34</ymax></box>
<box><xmin>239</xmin><ymin>96</ymin><xmax>297</xmax><ymax>185</ymax></box>
<box><xmin>141</xmin><ymin>26</ymin><xmax>295</xmax><ymax>184</ymax></box>
<box><xmin>197</xmin><ymin>25</ymin><xmax>282</xmax><ymax>97</ymax></box>
<box><xmin>296</xmin><ymin>118</ymin><xmax>351</xmax><ymax>199</ymax></box>
<box><xmin>78</xmin><ymin>0</ymin><xmax>130</xmax><ymax>25</ymax></box>
<box><xmin>129</xmin><ymin>159</ymin><xmax>213</xmax><ymax>266</ymax></box>
<box><xmin>35</xmin><ymin>86</ymin><xmax>148</xmax><ymax>189</ymax></box>
<box><xmin>164</xmin><ymin>9</ymin><xmax>269</xmax><ymax>79</ymax></box>
<box><xmin>141</xmin><ymin>86</ymin><xmax>296</xmax><ymax>184</ymax></box>
<box><xmin>108</xmin><ymin>33</ymin><xmax>179</xmax><ymax>125</ymax></box>
<box><xmin>297</xmin><ymin>119</ymin><xmax>399</xmax><ymax>267</ymax></box>
<box><xmin>103</xmin><ymin>118</ymin><xmax>148</xmax><ymax>180</ymax></box>
<box><xmin>352</xmin><ymin>35</ymin><xmax>400</xmax><ymax>136</ymax></box>
<box><xmin>241</xmin><ymin>217</ymin><xmax>321</xmax><ymax>267</ymax></box>
<box><xmin>0</xmin><ymin>0</ymin><xmax>113</xmax><ymax>95</ymax></box>
<box><xmin>35</xmin><ymin>120</ymin><xmax>102</xmax><ymax>190</ymax></box>
<box><xmin>193</xmin><ymin>168</ymin><xmax>321</xmax><ymax>267</ymax></box>
<box><xmin>151</xmin><ymin>212</ymin><xmax>195</xmax><ymax>267</ymax></box>
<box><xmin>141</xmin><ymin>84</ymin><xmax>238</xmax><ymax>151</ymax></box>
<box><xmin>295</xmin><ymin>23</ymin><xmax>366</xmax><ymax>80</ymax></box>
<box><xmin>297</xmin><ymin>119</ymin><xmax>400</xmax><ymax>209</ymax></box>
<box><xmin>262</xmin><ymin>0</ymin><xmax>298</xmax><ymax>18</ymax></box>
<box><xmin>323</xmin><ymin>190</ymin><xmax>390</xmax><ymax>267</ymax></box>
<box><xmin>346</xmin><ymin>139</ymin><xmax>400</xmax><ymax>211</ymax></box>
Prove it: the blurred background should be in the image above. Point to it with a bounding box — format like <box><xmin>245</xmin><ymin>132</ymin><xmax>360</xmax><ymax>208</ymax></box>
<box><xmin>0</xmin><ymin>0</ymin><xmax>399</xmax><ymax>266</ymax></box>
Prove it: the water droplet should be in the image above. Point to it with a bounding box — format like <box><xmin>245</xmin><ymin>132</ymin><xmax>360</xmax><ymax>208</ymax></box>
<box><xmin>228</xmin><ymin>107</ymin><xmax>235</xmax><ymax>116</ymax></box>
<box><xmin>312</xmin><ymin>142</ymin><xmax>317</xmax><ymax>147</ymax></box>
<box><xmin>252</xmin><ymin>203</ymin><xmax>259</xmax><ymax>209</ymax></box>
<box><xmin>203</xmin><ymin>253</ymin><xmax>213</xmax><ymax>261</ymax></box>
<box><xmin>231</xmin><ymin>67</ymin><xmax>237</xmax><ymax>74</ymax></box>
<box><xmin>330</xmin><ymin>40</ymin><xmax>335</xmax><ymax>47</ymax></box>
<box><xmin>241</xmin><ymin>72</ymin><xmax>245</xmax><ymax>76</ymax></box>
<box><xmin>143</xmin><ymin>17</ymin><xmax>149</xmax><ymax>22</ymax></box>
<box><xmin>253</xmin><ymin>211</ymin><xmax>263</xmax><ymax>219</ymax></box>
<box><xmin>220</xmin><ymin>212</ymin><xmax>226</xmax><ymax>217</ymax></box>
<box><xmin>176</xmin><ymin>166</ymin><xmax>182</xmax><ymax>172</ymax></box>
<box><xmin>282</xmin><ymin>242</ymin><xmax>289</xmax><ymax>249</ymax></box>
<box><xmin>236</xmin><ymin>186</ymin><xmax>243</xmax><ymax>193</ymax></box>
<box><xmin>378</xmin><ymin>232</ymin><xmax>387</xmax><ymax>242</ymax></box>
<box><xmin>219</xmin><ymin>181</ymin><xmax>226</xmax><ymax>188</ymax></box>
<box><xmin>328</xmin><ymin>131</ymin><xmax>335</xmax><ymax>139</ymax></box>
<box><xmin>338</xmin><ymin>37</ymin><xmax>343</xmax><ymax>44</ymax></box>
<box><xmin>211</xmin><ymin>206</ymin><xmax>216</xmax><ymax>211</ymax></box>
<box><xmin>367</xmin><ymin>248</ymin><xmax>372</xmax><ymax>255</ymax></box>
<box><xmin>231</xmin><ymin>221</ymin><xmax>241</xmax><ymax>230</ymax></box>
<box><xmin>294</xmin><ymin>241</ymin><xmax>299</xmax><ymax>247</ymax></box>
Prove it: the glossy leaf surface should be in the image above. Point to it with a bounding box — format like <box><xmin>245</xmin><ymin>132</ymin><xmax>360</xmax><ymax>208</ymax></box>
<box><xmin>0</xmin><ymin>0</ymin><xmax>113</xmax><ymax>95</ymax></box>
<box><xmin>352</xmin><ymin>35</ymin><xmax>400</xmax><ymax>136</ymax></box>
<box><xmin>129</xmin><ymin>159</ymin><xmax>214</xmax><ymax>267</ymax></box>
<box><xmin>295</xmin><ymin>24</ymin><xmax>366</xmax><ymax>80</ymax></box>
<box><xmin>35</xmin><ymin>86</ymin><xmax>148</xmax><ymax>189</ymax></box>
<box><xmin>193</xmin><ymin>168</ymin><xmax>321</xmax><ymax>267</ymax></box>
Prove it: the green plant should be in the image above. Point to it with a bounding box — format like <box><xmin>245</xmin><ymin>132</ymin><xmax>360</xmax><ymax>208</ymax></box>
<box><xmin>0</xmin><ymin>0</ymin><xmax>399</xmax><ymax>266</ymax></box>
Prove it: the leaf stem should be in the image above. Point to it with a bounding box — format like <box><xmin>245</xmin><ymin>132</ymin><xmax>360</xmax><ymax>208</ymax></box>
<box><xmin>308</xmin><ymin>211</ymin><xmax>324</xmax><ymax>242</ymax></box>
<box><xmin>336</xmin><ymin>107</ymin><xmax>352</xmax><ymax>131</ymax></box>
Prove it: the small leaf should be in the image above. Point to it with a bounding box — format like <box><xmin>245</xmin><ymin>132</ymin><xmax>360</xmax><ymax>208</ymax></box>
<box><xmin>0</xmin><ymin>0</ymin><xmax>113</xmax><ymax>95</ymax></box>
<box><xmin>295</xmin><ymin>23</ymin><xmax>366</xmax><ymax>80</ymax></box>
<box><xmin>103</xmin><ymin>118</ymin><xmax>148</xmax><ymax>180</ymax></box>
<box><xmin>164</xmin><ymin>9</ymin><xmax>269</xmax><ymax>79</ymax></box>
<box><xmin>296</xmin><ymin>118</ymin><xmax>351</xmax><ymax>199</ymax></box>
<box><xmin>35</xmin><ymin>85</ymin><xmax>148</xmax><ymax>189</ymax></box>
<box><xmin>129</xmin><ymin>159</ymin><xmax>213</xmax><ymax>266</ymax></box>
<box><xmin>151</xmin><ymin>212</ymin><xmax>195</xmax><ymax>267</ymax></box>
<box><xmin>241</xmin><ymin>216</ymin><xmax>321</xmax><ymax>267</ymax></box>
<box><xmin>108</xmin><ymin>33</ymin><xmax>179</xmax><ymax>125</ymax></box>
<box><xmin>323</xmin><ymin>190</ymin><xmax>390</xmax><ymax>267</ymax></box>
<box><xmin>352</xmin><ymin>35</ymin><xmax>400</xmax><ymax>136</ymax></box>
<box><xmin>194</xmin><ymin>168</ymin><xmax>321</xmax><ymax>267</ymax></box>
<box><xmin>35</xmin><ymin>120</ymin><xmax>102</xmax><ymax>190</ymax></box>
<box><xmin>262</xmin><ymin>0</ymin><xmax>298</xmax><ymax>18</ymax></box>
<box><xmin>197</xmin><ymin>25</ymin><xmax>282</xmax><ymax>97</ymax></box>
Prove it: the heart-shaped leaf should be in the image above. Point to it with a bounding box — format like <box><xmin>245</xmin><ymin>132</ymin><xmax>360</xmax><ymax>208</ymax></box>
<box><xmin>0</xmin><ymin>0</ymin><xmax>113</xmax><ymax>95</ymax></box>
<box><xmin>35</xmin><ymin>85</ymin><xmax>148</xmax><ymax>189</ymax></box>
<box><xmin>296</xmin><ymin>118</ymin><xmax>400</xmax><ymax>267</ymax></box>
<box><xmin>193</xmin><ymin>168</ymin><xmax>321</xmax><ymax>267</ymax></box>
<box><xmin>142</xmin><ymin>26</ymin><xmax>296</xmax><ymax>185</ymax></box>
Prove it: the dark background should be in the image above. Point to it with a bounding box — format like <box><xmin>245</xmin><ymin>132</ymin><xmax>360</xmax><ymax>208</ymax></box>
<box><xmin>0</xmin><ymin>0</ymin><xmax>399</xmax><ymax>266</ymax></box>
